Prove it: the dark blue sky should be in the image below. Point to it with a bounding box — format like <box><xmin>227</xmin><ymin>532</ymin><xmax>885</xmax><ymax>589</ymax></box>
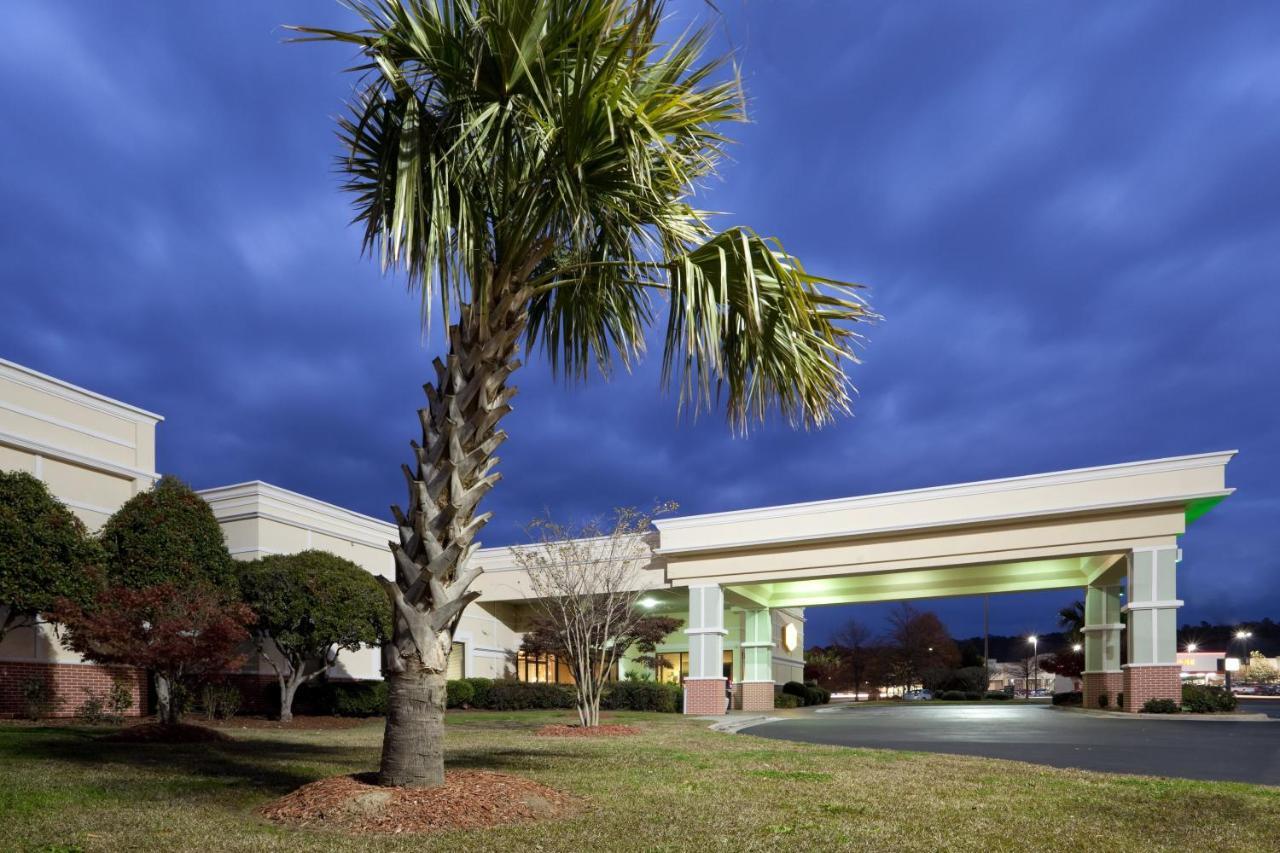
<box><xmin>3</xmin><ymin>2</ymin><xmax>1277</xmax><ymax>646</ymax></box>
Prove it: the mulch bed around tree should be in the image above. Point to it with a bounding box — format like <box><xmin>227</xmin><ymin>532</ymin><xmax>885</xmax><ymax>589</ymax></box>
<box><xmin>99</xmin><ymin>722</ymin><xmax>232</xmax><ymax>744</ymax></box>
<box><xmin>260</xmin><ymin>770</ymin><xmax>580</xmax><ymax>834</ymax></box>
<box><xmin>534</xmin><ymin>723</ymin><xmax>640</xmax><ymax>737</ymax></box>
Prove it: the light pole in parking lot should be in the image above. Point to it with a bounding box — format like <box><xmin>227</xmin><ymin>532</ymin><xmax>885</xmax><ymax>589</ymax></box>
<box><xmin>1028</xmin><ymin>636</ymin><xmax>1038</xmax><ymax>697</ymax></box>
<box><xmin>1236</xmin><ymin>630</ymin><xmax>1252</xmax><ymax>662</ymax></box>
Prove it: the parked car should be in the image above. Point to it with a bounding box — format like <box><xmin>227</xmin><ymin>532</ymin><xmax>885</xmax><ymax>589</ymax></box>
<box><xmin>903</xmin><ymin>689</ymin><xmax>934</xmax><ymax>701</ymax></box>
<box><xmin>1234</xmin><ymin>684</ymin><xmax>1257</xmax><ymax>695</ymax></box>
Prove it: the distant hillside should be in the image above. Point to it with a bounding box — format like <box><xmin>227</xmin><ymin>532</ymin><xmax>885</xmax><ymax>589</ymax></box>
<box><xmin>957</xmin><ymin>619</ymin><xmax>1280</xmax><ymax>661</ymax></box>
<box><xmin>956</xmin><ymin>632</ymin><xmax>1071</xmax><ymax>664</ymax></box>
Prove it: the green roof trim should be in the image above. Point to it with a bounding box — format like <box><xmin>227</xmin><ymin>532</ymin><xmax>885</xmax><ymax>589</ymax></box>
<box><xmin>1185</xmin><ymin>495</ymin><xmax>1226</xmax><ymax>526</ymax></box>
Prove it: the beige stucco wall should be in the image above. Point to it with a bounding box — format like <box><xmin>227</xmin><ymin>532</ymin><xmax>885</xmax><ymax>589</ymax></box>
<box><xmin>3</xmin><ymin>357</ymin><xmax>1233</xmax><ymax>695</ymax></box>
<box><xmin>0</xmin><ymin>358</ymin><xmax>161</xmax><ymax>668</ymax></box>
<box><xmin>199</xmin><ymin>481</ymin><xmax>524</xmax><ymax>682</ymax></box>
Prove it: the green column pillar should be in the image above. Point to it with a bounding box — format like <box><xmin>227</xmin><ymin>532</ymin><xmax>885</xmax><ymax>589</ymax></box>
<box><xmin>1125</xmin><ymin>547</ymin><xmax>1180</xmax><ymax>665</ymax></box>
<box><xmin>682</xmin><ymin>585</ymin><xmax>728</xmax><ymax>715</ymax></box>
<box><xmin>1122</xmin><ymin>546</ymin><xmax>1183</xmax><ymax>711</ymax></box>
<box><xmin>1082</xmin><ymin>583</ymin><xmax>1124</xmax><ymax>709</ymax></box>
<box><xmin>739</xmin><ymin>608</ymin><xmax>776</xmax><ymax>712</ymax></box>
<box><xmin>741</xmin><ymin>609</ymin><xmax>774</xmax><ymax>683</ymax></box>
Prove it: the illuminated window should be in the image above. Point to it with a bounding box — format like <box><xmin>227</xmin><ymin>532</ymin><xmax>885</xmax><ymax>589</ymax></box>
<box><xmin>647</xmin><ymin>651</ymin><xmax>734</xmax><ymax>684</ymax></box>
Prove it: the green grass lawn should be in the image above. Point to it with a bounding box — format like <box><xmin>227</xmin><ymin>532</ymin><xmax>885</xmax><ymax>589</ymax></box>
<box><xmin>2</xmin><ymin>711</ymin><xmax>1277</xmax><ymax>852</ymax></box>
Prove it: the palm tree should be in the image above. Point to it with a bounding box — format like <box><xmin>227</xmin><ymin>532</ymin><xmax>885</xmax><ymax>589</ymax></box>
<box><xmin>293</xmin><ymin>0</ymin><xmax>874</xmax><ymax>788</ymax></box>
<box><xmin>1058</xmin><ymin>600</ymin><xmax>1085</xmax><ymax>644</ymax></box>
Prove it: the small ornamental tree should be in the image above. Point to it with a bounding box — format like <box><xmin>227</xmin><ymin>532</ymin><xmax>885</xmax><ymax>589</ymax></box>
<box><xmin>237</xmin><ymin>550</ymin><xmax>391</xmax><ymax>722</ymax></box>
<box><xmin>514</xmin><ymin>504</ymin><xmax>677</xmax><ymax>727</ymax></box>
<box><xmin>96</xmin><ymin>475</ymin><xmax>238</xmax><ymax>720</ymax></box>
<box><xmin>98</xmin><ymin>475</ymin><xmax>237</xmax><ymax>592</ymax></box>
<box><xmin>1242</xmin><ymin>650</ymin><xmax>1279</xmax><ymax>685</ymax></box>
<box><xmin>52</xmin><ymin>583</ymin><xmax>253</xmax><ymax>724</ymax></box>
<box><xmin>1040</xmin><ymin>648</ymin><xmax>1085</xmax><ymax>680</ymax></box>
<box><xmin>0</xmin><ymin>471</ymin><xmax>103</xmax><ymax>643</ymax></box>
<box><xmin>630</xmin><ymin>615</ymin><xmax>682</xmax><ymax>679</ymax></box>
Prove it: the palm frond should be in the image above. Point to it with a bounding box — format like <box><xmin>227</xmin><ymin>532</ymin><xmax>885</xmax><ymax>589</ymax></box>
<box><xmin>293</xmin><ymin>0</ymin><xmax>875</xmax><ymax>429</ymax></box>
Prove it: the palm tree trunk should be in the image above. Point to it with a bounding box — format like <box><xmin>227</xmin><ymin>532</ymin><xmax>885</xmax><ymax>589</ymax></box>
<box><xmin>377</xmin><ymin>292</ymin><xmax>526</xmax><ymax>788</ymax></box>
<box><xmin>382</xmin><ymin>664</ymin><xmax>447</xmax><ymax>785</ymax></box>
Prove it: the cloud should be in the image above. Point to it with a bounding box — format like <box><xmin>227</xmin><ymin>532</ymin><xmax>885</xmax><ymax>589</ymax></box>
<box><xmin>2</xmin><ymin>0</ymin><xmax>1277</xmax><ymax>641</ymax></box>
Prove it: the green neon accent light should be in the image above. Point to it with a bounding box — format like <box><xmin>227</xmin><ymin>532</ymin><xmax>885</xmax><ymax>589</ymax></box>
<box><xmin>1185</xmin><ymin>495</ymin><xmax>1226</xmax><ymax>526</ymax></box>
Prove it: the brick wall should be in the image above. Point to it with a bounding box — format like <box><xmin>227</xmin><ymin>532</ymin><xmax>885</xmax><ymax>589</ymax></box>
<box><xmin>0</xmin><ymin>661</ymin><xmax>147</xmax><ymax>718</ymax></box>
<box><xmin>683</xmin><ymin>677</ymin><xmax>729</xmax><ymax>715</ymax></box>
<box><xmin>740</xmin><ymin>681</ymin><xmax>775</xmax><ymax>712</ymax></box>
<box><xmin>1082</xmin><ymin>671</ymin><xmax>1124</xmax><ymax>710</ymax></box>
<box><xmin>1123</xmin><ymin>665</ymin><xmax>1181</xmax><ymax>712</ymax></box>
<box><xmin>223</xmin><ymin>673</ymin><xmax>278</xmax><ymax>715</ymax></box>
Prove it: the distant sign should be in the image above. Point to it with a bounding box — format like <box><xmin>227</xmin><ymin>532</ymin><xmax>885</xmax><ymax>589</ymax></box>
<box><xmin>1218</xmin><ymin>657</ymin><xmax>1241</xmax><ymax>672</ymax></box>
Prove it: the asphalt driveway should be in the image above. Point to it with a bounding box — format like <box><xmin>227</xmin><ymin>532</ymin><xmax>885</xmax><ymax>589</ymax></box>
<box><xmin>746</xmin><ymin>702</ymin><xmax>1280</xmax><ymax>786</ymax></box>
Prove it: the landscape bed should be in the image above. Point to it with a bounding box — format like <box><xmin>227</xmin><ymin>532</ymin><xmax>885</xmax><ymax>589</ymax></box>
<box><xmin>1</xmin><ymin>710</ymin><xmax>1277</xmax><ymax>852</ymax></box>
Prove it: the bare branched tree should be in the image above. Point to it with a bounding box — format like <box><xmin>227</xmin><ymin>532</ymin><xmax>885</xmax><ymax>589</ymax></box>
<box><xmin>512</xmin><ymin>503</ymin><xmax>676</xmax><ymax>727</ymax></box>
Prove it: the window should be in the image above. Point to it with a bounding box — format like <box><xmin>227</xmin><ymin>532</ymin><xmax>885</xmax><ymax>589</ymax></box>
<box><xmin>516</xmin><ymin>652</ymin><xmax>619</xmax><ymax>684</ymax></box>
<box><xmin>447</xmin><ymin>642</ymin><xmax>465</xmax><ymax>680</ymax></box>
<box><xmin>517</xmin><ymin>651</ymin><xmax>557</xmax><ymax>683</ymax></box>
<box><xmin>649</xmin><ymin>651</ymin><xmax>733</xmax><ymax>684</ymax></box>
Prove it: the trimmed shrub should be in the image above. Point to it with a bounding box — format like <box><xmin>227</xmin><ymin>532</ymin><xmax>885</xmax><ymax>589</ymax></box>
<box><xmin>924</xmin><ymin>666</ymin><xmax>989</xmax><ymax>695</ymax></box>
<box><xmin>782</xmin><ymin>681</ymin><xmax>808</xmax><ymax>703</ymax></box>
<box><xmin>487</xmin><ymin>680</ymin><xmax>576</xmax><ymax>711</ymax></box>
<box><xmin>940</xmin><ymin>690</ymin><xmax>967</xmax><ymax>701</ymax></box>
<box><xmin>603</xmin><ymin>680</ymin><xmax>682</xmax><ymax>712</ymax></box>
<box><xmin>77</xmin><ymin>694</ymin><xmax>108</xmax><ymax>724</ymax></box>
<box><xmin>446</xmin><ymin>679</ymin><xmax>475</xmax><ymax>709</ymax></box>
<box><xmin>1141</xmin><ymin>698</ymin><xmax>1179</xmax><ymax>714</ymax></box>
<box><xmin>1052</xmin><ymin>691</ymin><xmax>1082</xmax><ymax>707</ymax></box>
<box><xmin>963</xmin><ymin>691</ymin><xmax>982</xmax><ymax>701</ymax></box>
<box><xmin>985</xmin><ymin>691</ymin><xmax>1013</xmax><ymax>701</ymax></box>
<box><xmin>200</xmin><ymin>683</ymin><xmax>242</xmax><ymax>720</ymax></box>
<box><xmin>1181</xmin><ymin>684</ymin><xmax>1237</xmax><ymax>713</ymax></box>
<box><xmin>1116</xmin><ymin>692</ymin><xmax>1124</xmax><ymax>710</ymax></box>
<box><xmin>1097</xmin><ymin>692</ymin><xmax>1110</xmax><ymax>709</ymax></box>
<box><xmin>333</xmin><ymin>681</ymin><xmax>388</xmax><ymax>716</ymax></box>
<box><xmin>463</xmin><ymin>677</ymin><xmax>494</xmax><ymax>709</ymax></box>
<box><xmin>775</xmin><ymin>693</ymin><xmax>801</xmax><ymax>709</ymax></box>
<box><xmin>19</xmin><ymin>677</ymin><xmax>58</xmax><ymax>720</ymax></box>
<box><xmin>296</xmin><ymin>679</ymin><xmax>389</xmax><ymax>717</ymax></box>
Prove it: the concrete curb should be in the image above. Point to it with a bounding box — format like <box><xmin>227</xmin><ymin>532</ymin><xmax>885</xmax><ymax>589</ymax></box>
<box><xmin>701</xmin><ymin>715</ymin><xmax>778</xmax><ymax>733</ymax></box>
<box><xmin>1050</xmin><ymin>705</ymin><xmax>1274</xmax><ymax>722</ymax></box>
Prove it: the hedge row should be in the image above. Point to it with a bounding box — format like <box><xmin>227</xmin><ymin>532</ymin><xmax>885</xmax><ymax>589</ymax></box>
<box><xmin>782</xmin><ymin>681</ymin><xmax>831</xmax><ymax>707</ymax></box>
<box><xmin>295</xmin><ymin>677</ymin><xmax>690</xmax><ymax>715</ymax></box>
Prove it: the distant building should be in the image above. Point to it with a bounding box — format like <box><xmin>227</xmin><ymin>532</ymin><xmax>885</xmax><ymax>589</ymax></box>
<box><xmin>987</xmin><ymin>657</ymin><xmax>1055</xmax><ymax>695</ymax></box>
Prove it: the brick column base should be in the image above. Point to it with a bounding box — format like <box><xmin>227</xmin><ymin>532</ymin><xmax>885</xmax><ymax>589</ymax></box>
<box><xmin>1082</xmin><ymin>671</ymin><xmax>1124</xmax><ymax>711</ymax></box>
<box><xmin>1123</xmin><ymin>665</ymin><xmax>1182</xmax><ymax>713</ymax></box>
<box><xmin>740</xmin><ymin>681</ymin><xmax>775</xmax><ymax>712</ymax></box>
<box><xmin>683</xmin><ymin>678</ymin><xmax>729</xmax><ymax>715</ymax></box>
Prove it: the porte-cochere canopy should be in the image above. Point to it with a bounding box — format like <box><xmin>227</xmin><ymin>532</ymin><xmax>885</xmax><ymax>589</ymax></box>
<box><xmin>648</xmin><ymin>451</ymin><xmax>1235</xmax><ymax>714</ymax></box>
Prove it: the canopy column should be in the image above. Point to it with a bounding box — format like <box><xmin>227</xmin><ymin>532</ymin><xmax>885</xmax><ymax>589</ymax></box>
<box><xmin>683</xmin><ymin>584</ymin><xmax>728</xmax><ymax>715</ymax></box>
<box><xmin>1081</xmin><ymin>583</ymin><xmax>1124</xmax><ymax>709</ymax></box>
<box><xmin>740</xmin><ymin>608</ymin><xmax>776</xmax><ymax>711</ymax></box>
<box><xmin>1122</xmin><ymin>545</ymin><xmax>1183</xmax><ymax>711</ymax></box>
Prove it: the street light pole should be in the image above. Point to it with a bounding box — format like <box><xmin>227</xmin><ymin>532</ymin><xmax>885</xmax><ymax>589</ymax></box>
<box><xmin>1236</xmin><ymin>630</ymin><xmax>1253</xmax><ymax>676</ymax></box>
<box><xmin>1028</xmin><ymin>635</ymin><xmax>1038</xmax><ymax>698</ymax></box>
<box><xmin>983</xmin><ymin>595</ymin><xmax>990</xmax><ymax>693</ymax></box>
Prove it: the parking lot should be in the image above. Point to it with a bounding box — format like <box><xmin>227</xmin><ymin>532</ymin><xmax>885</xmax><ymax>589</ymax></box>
<box><xmin>747</xmin><ymin>700</ymin><xmax>1280</xmax><ymax>786</ymax></box>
